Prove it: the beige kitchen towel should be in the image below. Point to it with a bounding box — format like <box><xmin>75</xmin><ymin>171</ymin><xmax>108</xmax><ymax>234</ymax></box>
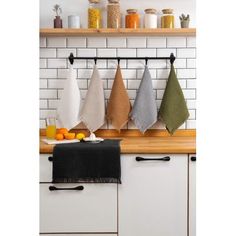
<box><xmin>57</xmin><ymin>64</ymin><xmax>81</xmax><ymax>130</ymax></box>
<box><xmin>107</xmin><ymin>65</ymin><xmax>131</xmax><ymax>131</ymax></box>
<box><xmin>80</xmin><ymin>65</ymin><xmax>105</xmax><ymax>132</ymax></box>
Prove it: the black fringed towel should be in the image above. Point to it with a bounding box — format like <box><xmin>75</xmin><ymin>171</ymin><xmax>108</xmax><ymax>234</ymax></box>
<box><xmin>52</xmin><ymin>139</ymin><xmax>121</xmax><ymax>184</ymax></box>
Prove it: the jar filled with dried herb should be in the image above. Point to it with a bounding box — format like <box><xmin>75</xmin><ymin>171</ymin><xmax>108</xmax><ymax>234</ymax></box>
<box><xmin>88</xmin><ymin>0</ymin><xmax>102</xmax><ymax>29</ymax></box>
<box><xmin>107</xmin><ymin>0</ymin><xmax>121</xmax><ymax>28</ymax></box>
<box><xmin>125</xmin><ymin>9</ymin><xmax>140</xmax><ymax>28</ymax></box>
<box><xmin>161</xmin><ymin>9</ymin><xmax>175</xmax><ymax>28</ymax></box>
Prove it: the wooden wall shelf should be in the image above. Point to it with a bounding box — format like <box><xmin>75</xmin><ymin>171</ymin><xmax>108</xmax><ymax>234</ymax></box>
<box><xmin>40</xmin><ymin>28</ymin><xmax>196</xmax><ymax>37</ymax></box>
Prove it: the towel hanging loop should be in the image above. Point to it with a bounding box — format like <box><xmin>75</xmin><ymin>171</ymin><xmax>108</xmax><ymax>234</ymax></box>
<box><xmin>170</xmin><ymin>53</ymin><xmax>175</xmax><ymax>65</ymax></box>
<box><xmin>94</xmin><ymin>57</ymin><xmax>97</xmax><ymax>65</ymax></box>
<box><xmin>69</xmin><ymin>53</ymin><xmax>74</xmax><ymax>65</ymax></box>
<box><xmin>145</xmin><ymin>57</ymin><xmax>148</xmax><ymax>66</ymax></box>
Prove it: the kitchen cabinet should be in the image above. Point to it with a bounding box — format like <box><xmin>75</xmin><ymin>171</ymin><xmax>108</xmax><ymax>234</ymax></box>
<box><xmin>118</xmin><ymin>154</ymin><xmax>188</xmax><ymax>236</ymax></box>
<box><xmin>40</xmin><ymin>154</ymin><xmax>118</xmax><ymax>234</ymax></box>
<box><xmin>40</xmin><ymin>154</ymin><xmax>52</xmax><ymax>182</ymax></box>
<box><xmin>40</xmin><ymin>152</ymin><xmax>195</xmax><ymax>235</ymax></box>
<box><xmin>189</xmin><ymin>154</ymin><xmax>196</xmax><ymax>236</ymax></box>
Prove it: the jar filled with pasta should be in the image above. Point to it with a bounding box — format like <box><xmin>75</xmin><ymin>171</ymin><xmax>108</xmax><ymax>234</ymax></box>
<box><xmin>125</xmin><ymin>9</ymin><xmax>140</xmax><ymax>29</ymax></box>
<box><xmin>107</xmin><ymin>0</ymin><xmax>121</xmax><ymax>28</ymax></box>
<box><xmin>161</xmin><ymin>9</ymin><xmax>175</xmax><ymax>28</ymax></box>
<box><xmin>88</xmin><ymin>0</ymin><xmax>102</xmax><ymax>29</ymax></box>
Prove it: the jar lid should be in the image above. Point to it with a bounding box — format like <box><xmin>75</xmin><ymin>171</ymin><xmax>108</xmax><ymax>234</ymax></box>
<box><xmin>162</xmin><ymin>9</ymin><xmax>173</xmax><ymax>14</ymax></box>
<box><xmin>108</xmin><ymin>0</ymin><xmax>119</xmax><ymax>3</ymax></box>
<box><xmin>89</xmin><ymin>0</ymin><xmax>100</xmax><ymax>3</ymax></box>
<box><xmin>145</xmin><ymin>8</ymin><xmax>157</xmax><ymax>14</ymax></box>
<box><xmin>127</xmin><ymin>9</ymin><xmax>138</xmax><ymax>14</ymax></box>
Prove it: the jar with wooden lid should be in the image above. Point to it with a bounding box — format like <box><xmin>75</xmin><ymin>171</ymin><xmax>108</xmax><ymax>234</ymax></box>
<box><xmin>161</xmin><ymin>9</ymin><xmax>175</xmax><ymax>28</ymax></box>
<box><xmin>107</xmin><ymin>0</ymin><xmax>121</xmax><ymax>28</ymax></box>
<box><xmin>125</xmin><ymin>9</ymin><xmax>140</xmax><ymax>29</ymax></box>
<box><xmin>88</xmin><ymin>0</ymin><xmax>102</xmax><ymax>29</ymax></box>
<box><xmin>144</xmin><ymin>8</ymin><xmax>157</xmax><ymax>28</ymax></box>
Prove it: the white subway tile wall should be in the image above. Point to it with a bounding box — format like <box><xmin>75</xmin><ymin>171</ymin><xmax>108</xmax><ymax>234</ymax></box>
<box><xmin>40</xmin><ymin>36</ymin><xmax>196</xmax><ymax>129</ymax></box>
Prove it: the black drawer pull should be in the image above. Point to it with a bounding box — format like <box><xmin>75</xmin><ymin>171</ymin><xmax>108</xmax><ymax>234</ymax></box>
<box><xmin>49</xmin><ymin>186</ymin><xmax>84</xmax><ymax>191</ymax></box>
<box><xmin>191</xmin><ymin>156</ymin><xmax>196</xmax><ymax>162</ymax></box>
<box><xmin>136</xmin><ymin>156</ymin><xmax>171</xmax><ymax>162</ymax></box>
<box><xmin>48</xmin><ymin>156</ymin><xmax>53</xmax><ymax>162</ymax></box>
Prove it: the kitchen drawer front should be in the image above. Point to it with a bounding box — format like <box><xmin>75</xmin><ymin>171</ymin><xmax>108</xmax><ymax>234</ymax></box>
<box><xmin>40</xmin><ymin>154</ymin><xmax>52</xmax><ymax>182</ymax></box>
<box><xmin>41</xmin><ymin>234</ymin><xmax>118</xmax><ymax>236</ymax></box>
<box><xmin>40</xmin><ymin>183</ymin><xmax>117</xmax><ymax>233</ymax></box>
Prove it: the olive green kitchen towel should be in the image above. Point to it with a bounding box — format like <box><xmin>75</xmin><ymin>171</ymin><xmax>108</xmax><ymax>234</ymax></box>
<box><xmin>80</xmin><ymin>65</ymin><xmax>105</xmax><ymax>132</ymax></box>
<box><xmin>159</xmin><ymin>64</ymin><xmax>189</xmax><ymax>134</ymax></box>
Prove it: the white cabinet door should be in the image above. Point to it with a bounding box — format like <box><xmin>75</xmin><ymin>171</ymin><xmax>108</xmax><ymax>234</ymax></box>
<box><xmin>40</xmin><ymin>154</ymin><xmax>52</xmax><ymax>182</ymax></box>
<box><xmin>189</xmin><ymin>155</ymin><xmax>196</xmax><ymax>236</ymax></box>
<box><xmin>119</xmin><ymin>154</ymin><xmax>188</xmax><ymax>236</ymax></box>
<box><xmin>40</xmin><ymin>183</ymin><xmax>117</xmax><ymax>233</ymax></box>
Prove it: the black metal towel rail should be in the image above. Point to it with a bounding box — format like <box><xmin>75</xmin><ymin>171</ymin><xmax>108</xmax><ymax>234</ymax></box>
<box><xmin>68</xmin><ymin>52</ymin><xmax>175</xmax><ymax>65</ymax></box>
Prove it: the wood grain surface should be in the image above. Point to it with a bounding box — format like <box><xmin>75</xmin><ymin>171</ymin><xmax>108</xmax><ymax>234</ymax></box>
<box><xmin>40</xmin><ymin>129</ymin><xmax>196</xmax><ymax>154</ymax></box>
<box><xmin>40</xmin><ymin>28</ymin><xmax>196</xmax><ymax>37</ymax></box>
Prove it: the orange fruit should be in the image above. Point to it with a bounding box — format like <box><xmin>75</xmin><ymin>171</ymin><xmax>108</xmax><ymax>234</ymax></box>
<box><xmin>55</xmin><ymin>133</ymin><xmax>64</xmax><ymax>141</ymax></box>
<box><xmin>58</xmin><ymin>128</ymin><xmax>68</xmax><ymax>135</ymax></box>
<box><xmin>64</xmin><ymin>133</ymin><xmax>76</xmax><ymax>140</ymax></box>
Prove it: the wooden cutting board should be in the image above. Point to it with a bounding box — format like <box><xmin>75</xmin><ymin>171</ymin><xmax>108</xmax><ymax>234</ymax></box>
<box><xmin>42</xmin><ymin>138</ymin><xmax>80</xmax><ymax>145</ymax></box>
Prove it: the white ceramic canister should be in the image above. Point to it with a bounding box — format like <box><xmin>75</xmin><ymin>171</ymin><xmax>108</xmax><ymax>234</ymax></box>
<box><xmin>144</xmin><ymin>8</ymin><xmax>157</xmax><ymax>28</ymax></box>
<box><xmin>68</xmin><ymin>15</ymin><xmax>80</xmax><ymax>28</ymax></box>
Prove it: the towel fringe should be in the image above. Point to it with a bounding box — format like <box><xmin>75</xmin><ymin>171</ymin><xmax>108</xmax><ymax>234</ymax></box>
<box><xmin>53</xmin><ymin>177</ymin><xmax>121</xmax><ymax>184</ymax></box>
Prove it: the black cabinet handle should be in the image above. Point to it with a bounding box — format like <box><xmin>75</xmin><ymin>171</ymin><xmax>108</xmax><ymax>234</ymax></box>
<box><xmin>136</xmin><ymin>156</ymin><xmax>171</xmax><ymax>162</ymax></box>
<box><xmin>49</xmin><ymin>185</ymin><xmax>84</xmax><ymax>191</ymax></box>
<box><xmin>191</xmin><ymin>156</ymin><xmax>196</xmax><ymax>162</ymax></box>
<box><xmin>48</xmin><ymin>156</ymin><xmax>53</xmax><ymax>162</ymax></box>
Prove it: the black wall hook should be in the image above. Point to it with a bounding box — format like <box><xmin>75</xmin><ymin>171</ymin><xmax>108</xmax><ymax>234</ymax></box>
<box><xmin>94</xmin><ymin>57</ymin><xmax>97</xmax><ymax>65</ymax></box>
<box><xmin>145</xmin><ymin>58</ymin><xmax>148</xmax><ymax>66</ymax></box>
<box><xmin>117</xmin><ymin>57</ymin><xmax>120</xmax><ymax>65</ymax></box>
<box><xmin>68</xmin><ymin>53</ymin><xmax>74</xmax><ymax>65</ymax></box>
<box><xmin>170</xmin><ymin>53</ymin><xmax>176</xmax><ymax>65</ymax></box>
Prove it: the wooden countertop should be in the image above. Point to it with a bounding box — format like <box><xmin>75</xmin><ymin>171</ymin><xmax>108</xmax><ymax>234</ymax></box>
<box><xmin>40</xmin><ymin>129</ymin><xmax>196</xmax><ymax>154</ymax></box>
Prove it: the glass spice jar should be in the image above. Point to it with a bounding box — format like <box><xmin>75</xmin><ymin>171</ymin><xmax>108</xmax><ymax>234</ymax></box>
<box><xmin>161</xmin><ymin>9</ymin><xmax>175</xmax><ymax>28</ymax></box>
<box><xmin>144</xmin><ymin>8</ymin><xmax>158</xmax><ymax>28</ymax></box>
<box><xmin>107</xmin><ymin>0</ymin><xmax>121</xmax><ymax>28</ymax></box>
<box><xmin>125</xmin><ymin>9</ymin><xmax>140</xmax><ymax>29</ymax></box>
<box><xmin>88</xmin><ymin>0</ymin><xmax>102</xmax><ymax>29</ymax></box>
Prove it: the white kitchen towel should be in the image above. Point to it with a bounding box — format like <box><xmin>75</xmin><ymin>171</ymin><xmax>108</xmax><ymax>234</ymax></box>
<box><xmin>80</xmin><ymin>65</ymin><xmax>105</xmax><ymax>132</ymax></box>
<box><xmin>56</xmin><ymin>64</ymin><xmax>81</xmax><ymax>130</ymax></box>
<box><xmin>130</xmin><ymin>66</ymin><xmax>157</xmax><ymax>133</ymax></box>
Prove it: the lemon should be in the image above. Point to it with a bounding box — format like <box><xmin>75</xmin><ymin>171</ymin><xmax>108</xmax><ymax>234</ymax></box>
<box><xmin>76</xmin><ymin>133</ymin><xmax>85</xmax><ymax>140</ymax></box>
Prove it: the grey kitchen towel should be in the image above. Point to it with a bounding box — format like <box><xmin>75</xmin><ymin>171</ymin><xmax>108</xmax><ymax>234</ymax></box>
<box><xmin>80</xmin><ymin>65</ymin><xmax>105</xmax><ymax>132</ymax></box>
<box><xmin>130</xmin><ymin>66</ymin><xmax>157</xmax><ymax>133</ymax></box>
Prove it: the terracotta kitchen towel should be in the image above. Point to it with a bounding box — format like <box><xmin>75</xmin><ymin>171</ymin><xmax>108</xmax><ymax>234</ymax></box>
<box><xmin>57</xmin><ymin>64</ymin><xmax>81</xmax><ymax>130</ymax></box>
<box><xmin>80</xmin><ymin>65</ymin><xmax>105</xmax><ymax>132</ymax></box>
<box><xmin>159</xmin><ymin>64</ymin><xmax>189</xmax><ymax>134</ymax></box>
<box><xmin>130</xmin><ymin>66</ymin><xmax>157</xmax><ymax>133</ymax></box>
<box><xmin>107</xmin><ymin>65</ymin><xmax>131</xmax><ymax>131</ymax></box>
